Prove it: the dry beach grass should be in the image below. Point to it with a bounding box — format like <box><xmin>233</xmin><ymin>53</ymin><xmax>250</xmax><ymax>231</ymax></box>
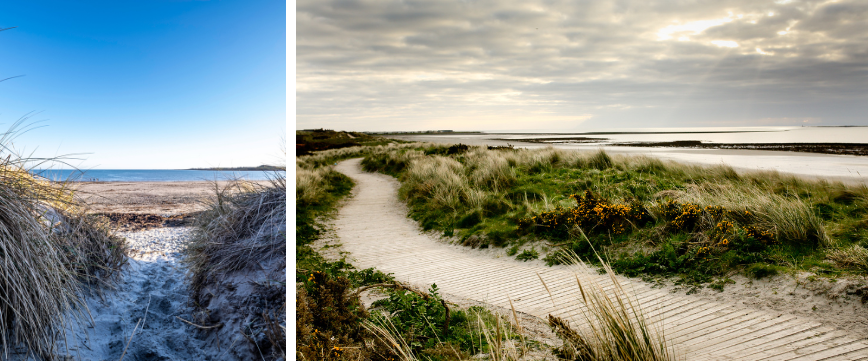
<box><xmin>0</xmin><ymin>154</ymin><xmax>125</xmax><ymax>358</ymax></box>
<box><xmin>184</xmin><ymin>174</ymin><xmax>287</xmax><ymax>359</ymax></box>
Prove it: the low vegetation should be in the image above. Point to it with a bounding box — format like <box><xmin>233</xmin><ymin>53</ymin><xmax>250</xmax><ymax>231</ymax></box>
<box><xmin>296</xmin><ymin>128</ymin><xmax>397</xmax><ymax>156</ymax></box>
<box><xmin>361</xmin><ymin>143</ymin><xmax>868</xmax><ymax>289</ymax></box>
<box><xmin>296</xmin><ymin>140</ymin><xmax>697</xmax><ymax>360</ymax></box>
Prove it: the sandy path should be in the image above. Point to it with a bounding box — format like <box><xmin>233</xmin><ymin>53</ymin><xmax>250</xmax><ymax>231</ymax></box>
<box><xmin>5</xmin><ymin>228</ymin><xmax>239</xmax><ymax>361</ymax></box>
<box><xmin>48</xmin><ymin>228</ymin><xmax>209</xmax><ymax>360</ymax></box>
<box><xmin>333</xmin><ymin>158</ymin><xmax>868</xmax><ymax>360</ymax></box>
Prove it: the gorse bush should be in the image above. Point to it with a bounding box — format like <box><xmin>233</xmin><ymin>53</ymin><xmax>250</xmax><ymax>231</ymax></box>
<box><xmin>519</xmin><ymin>191</ymin><xmax>651</xmax><ymax>240</ymax></box>
<box><xmin>661</xmin><ymin>183</ymin><xmax>829</xmax><ymax>247</ymax></box>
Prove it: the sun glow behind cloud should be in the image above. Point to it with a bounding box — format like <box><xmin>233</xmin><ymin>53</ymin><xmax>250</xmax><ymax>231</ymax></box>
<box><xmin>712</xmin><ymin>40</ymin><xmax>739</xmax><ymax>48</ymax></box>
<box><xmin>657</xmin><ymin>16</ymin><xmax>736</xmax><ymax>41</ymax></box>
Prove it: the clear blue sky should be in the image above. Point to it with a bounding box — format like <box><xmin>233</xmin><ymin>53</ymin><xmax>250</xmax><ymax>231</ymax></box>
<box><xmin>0</xmin><ymin>1</ymin><xmax>285</xmax><ymax>169</ymax></box>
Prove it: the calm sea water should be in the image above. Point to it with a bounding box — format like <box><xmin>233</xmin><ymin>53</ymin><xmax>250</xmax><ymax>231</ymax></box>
<box><xmin>31</xmin><ymin>169</ymin><xmax>286</xmax><ymax>182</ymax></box>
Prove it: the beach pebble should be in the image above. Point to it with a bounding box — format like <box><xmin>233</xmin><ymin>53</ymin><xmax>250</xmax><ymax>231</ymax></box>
<box><xmin>118</xmin><ymin>226</ymin><xmax>195</xmax><ymax>261</ymax></box>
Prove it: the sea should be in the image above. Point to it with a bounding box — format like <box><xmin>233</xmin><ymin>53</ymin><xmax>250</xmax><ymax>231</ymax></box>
<box><xmin>30</xmin><ymin>169</ymin><xmax>286</xmax><ymax>182</ymax></box>
<box><xmin>389</xmin><ymin>126</ymin><xmax>868</xmax><ymax>183</ymax></box>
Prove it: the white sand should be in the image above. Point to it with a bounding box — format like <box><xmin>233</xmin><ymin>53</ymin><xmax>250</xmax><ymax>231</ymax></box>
<box><xmin>54</xmin><ymin>227</ymin><xmax>224</xmax><ymax>361</ymax></box>
<box><xmin>6</xmin><ymin>227</ymin><xmax>239</xmax><ymax>361</ymax></box>
<box><xmin>73</xmin><ymin>180</ymin><xmax>274</xmax><ymax>215</ymax></box>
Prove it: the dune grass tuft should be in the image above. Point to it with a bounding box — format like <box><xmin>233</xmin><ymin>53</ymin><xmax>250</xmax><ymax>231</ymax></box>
<box><xmin>547</xmin><ymin>251</ymin><xmax>677</xmax><ymax>361</ymax></box>
<box><xmin>186</xmin><ymin>175</ymin><xmax>286</xmax><ymax>301</ymax></box>
<box><xmin>827</xmin><ymin>245</ymin><xmax>868</xmax><ymax>271</ymax></box>
<box><xmin>185</xmin><ymin>172</ymin><xmax>286</xmax><ymax>359</ymax></box>
<box><xmin>0</xmin><ymin>146</ymin><xmax>126</xmax><ymax>358</ymax></box>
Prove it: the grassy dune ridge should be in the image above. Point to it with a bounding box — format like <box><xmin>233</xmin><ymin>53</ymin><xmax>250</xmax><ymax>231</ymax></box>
<box><xmin>361</xmin><ymin>143</ymin><xmax>868</xmax><ymax>287</ymax></box>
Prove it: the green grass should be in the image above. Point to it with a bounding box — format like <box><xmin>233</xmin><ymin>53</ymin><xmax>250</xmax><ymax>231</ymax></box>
<box><xmin>360</xmin><ymin>144</ymin><xmax>868</xmax><ymax>289</ymax></box>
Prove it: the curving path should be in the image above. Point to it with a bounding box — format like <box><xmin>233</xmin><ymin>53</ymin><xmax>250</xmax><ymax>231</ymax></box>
<box><xmin>333</xmin><ymin>158</ymin><xmax>868</xmax><ymax>361</ymax></box>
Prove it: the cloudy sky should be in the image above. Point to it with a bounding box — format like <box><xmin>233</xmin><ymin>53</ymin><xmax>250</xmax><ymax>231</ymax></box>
<box><xmin>297</xmin><ymin>0</ymin><xmax>867</xmax><ymax>132</ymax></box>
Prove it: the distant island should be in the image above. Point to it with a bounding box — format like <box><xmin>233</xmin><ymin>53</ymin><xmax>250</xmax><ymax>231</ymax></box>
<box><xmin>187</xmin><ymin>165</ymin><xmax>286</xmax><ymax>171</ymax></box>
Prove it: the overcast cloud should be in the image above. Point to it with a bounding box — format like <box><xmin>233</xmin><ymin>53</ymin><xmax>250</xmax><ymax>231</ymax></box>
<box><xmin>297</xmin><ymin>0</ymin><xmax>868</xmax><ymax>131</ymax></box>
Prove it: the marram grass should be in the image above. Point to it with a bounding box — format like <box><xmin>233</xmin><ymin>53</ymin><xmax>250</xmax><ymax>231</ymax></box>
<box><xmin>547</xmin><ymin>251</ymin><xmax>677</xmax><ymax>361</ymax></box>
<box><xmin>186</xmin><ymin>174</ymin><xmax>286</xmax><ymax>301</ymax></box>
<box><xmin>0</xmin><ymin>155</ymin><xmax>126</xmax><ymax>358</ymax></box>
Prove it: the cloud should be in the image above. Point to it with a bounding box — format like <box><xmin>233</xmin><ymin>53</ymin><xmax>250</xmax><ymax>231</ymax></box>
<box><xmin>297</xmin><ymin>0</ymin><xmax>868</xmax><ymax>131</ymax></box>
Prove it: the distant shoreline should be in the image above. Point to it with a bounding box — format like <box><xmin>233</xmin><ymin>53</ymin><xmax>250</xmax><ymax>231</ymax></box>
<box><xmin>608</xmin><ymin>141</ymin><xmax>868</xmax><ymax>156</ymax></box>
<box><xmin>185</xmin><ymin>166</ymin><xmax>285</xmax><ymax>171</ymax></box>
<box><xmin>513</xmin><ymin>138</ymin><xmax>868</xmax><ymax>157</ymax></box>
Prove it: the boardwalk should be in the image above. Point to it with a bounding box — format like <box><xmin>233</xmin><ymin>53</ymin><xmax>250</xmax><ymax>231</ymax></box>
<box><xmin>333</xmin><ymin>158</ymin><xmax>868</xmax><ymax>360</ymax></box>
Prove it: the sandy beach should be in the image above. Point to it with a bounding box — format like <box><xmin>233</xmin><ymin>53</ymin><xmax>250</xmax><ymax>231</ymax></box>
<box><xmin>73</xmin><ymin>180</ymin><xmax>274</xmax><ymax>215</ymax></box>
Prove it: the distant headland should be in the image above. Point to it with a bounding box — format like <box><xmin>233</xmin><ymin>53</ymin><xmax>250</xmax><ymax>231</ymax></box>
<box><xmin>186</xmin><ymin>165</ymin><xmax>286</xmax><ymax>171</ymax></box>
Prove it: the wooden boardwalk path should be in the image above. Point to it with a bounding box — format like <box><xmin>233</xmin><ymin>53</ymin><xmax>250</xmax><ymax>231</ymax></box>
<box><xmin>333</xmin><ymin>158</ymin><xmax>868</xmax><ymax>360</ymax></box>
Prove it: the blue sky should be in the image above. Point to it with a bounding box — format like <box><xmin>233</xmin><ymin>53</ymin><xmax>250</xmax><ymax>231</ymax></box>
<box><xmin>0</xmin><ymin>1</ymin><xmax>285</xmax><ymax>169</ymax></box>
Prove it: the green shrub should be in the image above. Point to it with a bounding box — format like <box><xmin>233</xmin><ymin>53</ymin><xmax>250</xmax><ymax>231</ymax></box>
<box><xmin>515</xmin><ymin>249</ymin><xmax>539</xmax><ymax>261</ymax></box>
<box><xmin>588</xmin><ymin>149</ymin><xmax>613</xmax><ymax>170</ymax></box>
<box><xmin>370</xmin><ymin>284</ymin><xmax>507</xmax><ymax>356</ymax></box>
<box><xmin>746</xmin><ymin>263</ymin><xmax>780</xmax><ymax>279</ymax></box>
<box><xmin>458</xmin><ymin>211</ymin><xmax>482</xmax><ymax>228</ymax></box>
